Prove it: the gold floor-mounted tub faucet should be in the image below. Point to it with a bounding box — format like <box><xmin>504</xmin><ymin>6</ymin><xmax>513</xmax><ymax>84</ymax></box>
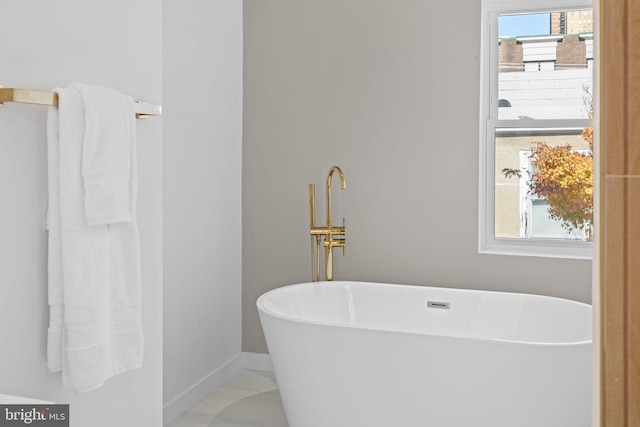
<box><xmin>309</xmin><ymin>166</ymin><xmax>346</xmax><ymax>281</ymax></box>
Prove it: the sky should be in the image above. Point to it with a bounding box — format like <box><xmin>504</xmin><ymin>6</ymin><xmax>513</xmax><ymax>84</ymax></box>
<box><xmin>499</xmin><ymin>13</ymin><xmax>551</xmax><ymax>38</ymax></box>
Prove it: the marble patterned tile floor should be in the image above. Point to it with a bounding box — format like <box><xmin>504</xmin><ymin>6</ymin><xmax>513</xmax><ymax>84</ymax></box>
<box><xmin>168</xmin><ymin>370</ymin><xmax>289</xmax><ymax>427</ymax></box>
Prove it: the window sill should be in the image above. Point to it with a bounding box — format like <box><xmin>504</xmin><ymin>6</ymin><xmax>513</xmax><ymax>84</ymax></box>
<box><xmin>480</xmin><ymin>238</ymin><xmax>593</xmax><ymax>260</ymax></box>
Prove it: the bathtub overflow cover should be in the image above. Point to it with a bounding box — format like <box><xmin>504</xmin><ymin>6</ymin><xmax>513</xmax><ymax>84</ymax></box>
<box><xmin>427</xmin><ymin>301</ymin><xmax>451</xmax><ymax>309</ymax></box>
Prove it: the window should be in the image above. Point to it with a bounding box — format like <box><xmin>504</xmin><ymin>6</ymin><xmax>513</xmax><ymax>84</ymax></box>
<box><xmin>479</xmin><ymin>0</ymin><xmax>594</xmax><ymax>259</ymax></box>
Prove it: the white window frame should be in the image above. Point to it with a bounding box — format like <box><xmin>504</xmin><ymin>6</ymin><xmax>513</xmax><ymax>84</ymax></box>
<box><xmin>479</xmin><ymin>0</ymin><xmax>593</xmax><ymax>259</ymax></box>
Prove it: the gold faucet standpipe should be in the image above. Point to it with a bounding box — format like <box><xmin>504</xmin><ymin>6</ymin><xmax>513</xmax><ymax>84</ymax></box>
<box><xmin>309</xmin><ymin>184</ymin><xmax>320</xmax><ymax>282</ymax></box>
<box><xmin>309</xmin><ymin>166</ymin><xmax>346</xmax><ymax>281</ymax></box>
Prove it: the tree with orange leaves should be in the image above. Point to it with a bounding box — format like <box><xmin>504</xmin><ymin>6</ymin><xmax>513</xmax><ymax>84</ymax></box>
<box><xmin>503</xmin><ymin>113</ymin><xmax>594</xmax><ymax>240</ymax></box>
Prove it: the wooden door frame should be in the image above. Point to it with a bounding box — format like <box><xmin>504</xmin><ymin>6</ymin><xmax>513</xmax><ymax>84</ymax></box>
<box><xmin>600</xmin><ymin>0</ymin><xmax>640</xmax><ymax>424</ymax></box>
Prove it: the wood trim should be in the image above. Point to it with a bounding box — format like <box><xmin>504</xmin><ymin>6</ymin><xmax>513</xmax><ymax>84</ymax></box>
<box><xmin>601</xmin><ymin>0</ymin><xmax>640</xmax><ymax>424</ymax></box>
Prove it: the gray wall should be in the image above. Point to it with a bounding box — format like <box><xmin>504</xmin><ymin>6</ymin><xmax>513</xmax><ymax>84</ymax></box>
<box><xmin>0</xmin><ymin>1</ymin><xmax>163</xmax><ymax>425</ymax></box>
<box><xmin>242</xmin><ymin>0</ymin><xmax>592</xmax><ymax>354</ymax></box>
<box><xmin>163</xmin><ymin>0</ymin><xmax>243</xmax><ymax>422</ymax></box>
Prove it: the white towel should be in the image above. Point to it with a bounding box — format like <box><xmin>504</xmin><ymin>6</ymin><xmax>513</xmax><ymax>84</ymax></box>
<box><xmin>47</xmin><ymin>85</ymin><xmax>143</xmax><ymax>393</ymax></box>
<box><xmin>74</xmin><ymin>83</ymin><xmax>135</xmax><ymax>226</ymax></box>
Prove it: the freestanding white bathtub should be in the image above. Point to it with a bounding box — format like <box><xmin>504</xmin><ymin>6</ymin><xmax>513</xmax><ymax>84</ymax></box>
<box><xmin>257</xmin><ymin>281</ymin><xmax>592</xmax><ymax>427</ymax></box>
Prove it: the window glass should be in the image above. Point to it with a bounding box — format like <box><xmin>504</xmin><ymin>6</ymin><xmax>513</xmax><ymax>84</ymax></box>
<box><xmin>494</xmin><ymin>127</ymin><xmax>592</xmax><ymax>241</ymax></box>
<box><xmin>498</xmin><ymin>10</ymin><xmax>593</xmax><ymax>121</ymax></box>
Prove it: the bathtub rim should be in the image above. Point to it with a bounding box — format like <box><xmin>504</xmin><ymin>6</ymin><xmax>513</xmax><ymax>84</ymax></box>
<box><xmin>256</xmin><ymin>280</ymin><xmax>593</xmax><ymax>347</ymax></box>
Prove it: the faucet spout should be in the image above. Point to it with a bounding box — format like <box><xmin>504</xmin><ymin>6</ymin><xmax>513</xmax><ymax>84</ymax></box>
<box><xmin>326</xmin><ymin>166</ymin><xmax>346</xmax><ymax>229</ymax></box>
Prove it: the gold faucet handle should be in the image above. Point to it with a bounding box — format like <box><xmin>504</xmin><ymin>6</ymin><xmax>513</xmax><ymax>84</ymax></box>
<box><xmin>342</xmin><ymin>217</ymin><xmax>346</xmax><ymax>257</ymax></box>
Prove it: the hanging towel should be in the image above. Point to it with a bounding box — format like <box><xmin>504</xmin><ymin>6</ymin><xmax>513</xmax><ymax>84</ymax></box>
<box><xmin>74</xmin><ymin>83</ymin><xmax>135</xmax><ymax>226</ymax></box>
<box><xmin>47</xmin><ymin>84</ymin><xmax>143</xmax><ymax>393</ymax></box>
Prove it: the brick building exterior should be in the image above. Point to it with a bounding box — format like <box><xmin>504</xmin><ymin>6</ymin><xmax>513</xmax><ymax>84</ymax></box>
<box><xmin>556</xmin><ymin>35</ymin><xmax>588</xmax><ymax>69</ymax></box>
<box><xmin>499</xmin><ymin>34</ymin><xmax>592</xmax><ymax>73</ymax></box>
<box><xmin>551</xmin><ymin>10</ymin><xmax>593</xmax><ymax>35</ymax></box>
<box><xmin>498</xmin><ymin>39</ymin><xmax>523</xmax><ymax>72</ymax></box>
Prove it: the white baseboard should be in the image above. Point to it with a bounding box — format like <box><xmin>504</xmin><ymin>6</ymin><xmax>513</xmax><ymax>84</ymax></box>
<box><xmin>241</xmin><ymin>352</ymin><xmax>273</xmax><ymax>372</ymax></box>
<box><xmin>163</xmin><ymin>353</ymin><xmax>243</xmax><ymax>426</ymax></box>
<box><xmin>162</xmin><ymin>352</ymin><xmax>273</xmax><ymax>426</ymax></box>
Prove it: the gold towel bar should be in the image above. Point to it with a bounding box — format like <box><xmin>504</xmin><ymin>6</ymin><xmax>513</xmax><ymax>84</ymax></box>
<box><xmin>0</xmin><ymin>86</ymin><xmax>162</xmax><ymax>118</ymax></box>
